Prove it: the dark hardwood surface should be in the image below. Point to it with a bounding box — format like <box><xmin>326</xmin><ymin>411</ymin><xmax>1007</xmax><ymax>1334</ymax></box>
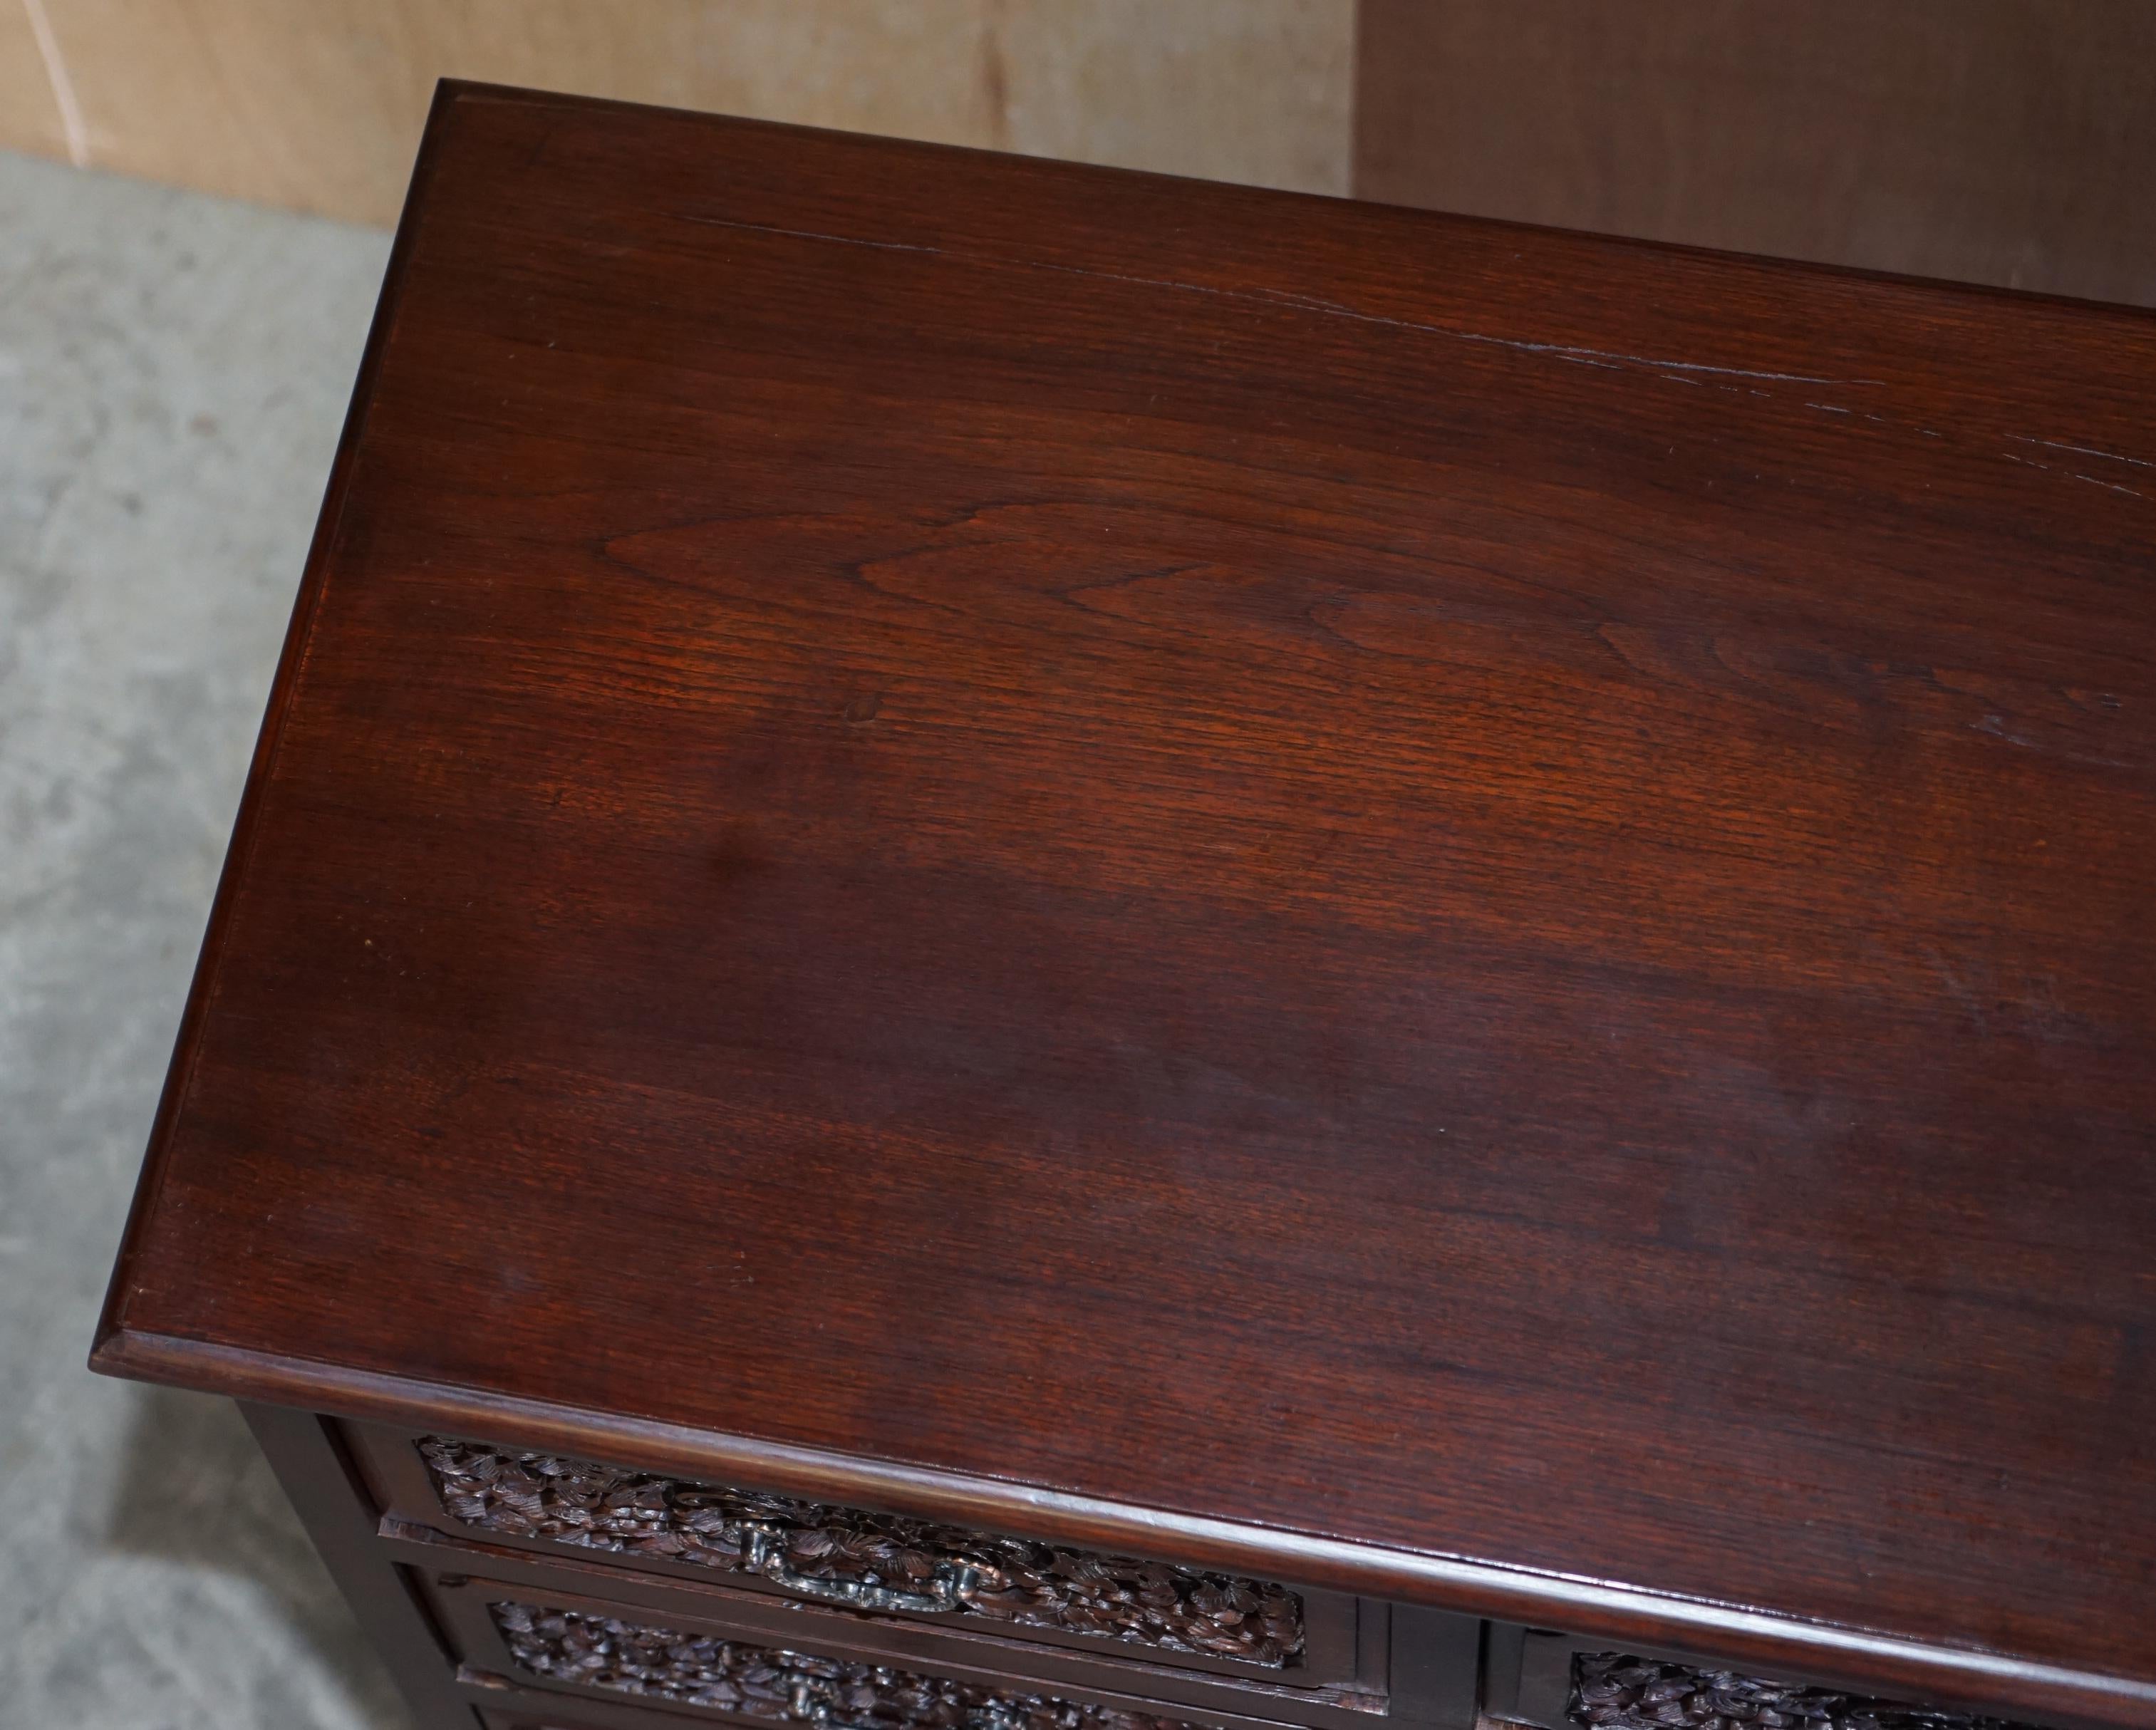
<box><xmin>1354</xmin><ymin>0</ymin><xmax>2156</xmax><ymax>307</ymax></box>
<box><xmin>94</xmin><ymin>83</ymin><xmax>2155</xmax><ymax>1728</ymax></box>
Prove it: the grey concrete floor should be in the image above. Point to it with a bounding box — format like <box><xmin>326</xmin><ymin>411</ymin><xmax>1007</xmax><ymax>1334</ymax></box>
<box><xmin>1</xmin><ymin>150</ymin><xmax>408</xmax><ymax>1727</ymax></box>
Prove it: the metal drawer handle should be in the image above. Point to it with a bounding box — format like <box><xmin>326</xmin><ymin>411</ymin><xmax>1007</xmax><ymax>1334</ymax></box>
<box><xmin>742</xmin><ymin>1523</ymin><xmax>986</xmax><ymax>1615</ymax></box>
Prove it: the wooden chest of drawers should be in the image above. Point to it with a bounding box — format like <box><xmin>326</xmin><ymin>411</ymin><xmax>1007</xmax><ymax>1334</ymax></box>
<box><xmin>93</xmin><ymin>79</ymin><xmax>2155</xmax><ymax>1730</ymax></box>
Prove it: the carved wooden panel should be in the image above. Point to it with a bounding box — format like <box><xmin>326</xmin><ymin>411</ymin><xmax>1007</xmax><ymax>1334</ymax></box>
<box><xmin>1570</xmin><ymin>1654</ymin><xmax>2043</xmax><ymax>1730</ymax></box>
<box><xmin>491</xmin><ymin>1600</ymin><xmax>1203</xmax><ymax>1730</ymax></box>
<box><xmin>423</xmin><ymin>1438</ymin><xmax>1303</xmax><ymax>1665</ymax></box>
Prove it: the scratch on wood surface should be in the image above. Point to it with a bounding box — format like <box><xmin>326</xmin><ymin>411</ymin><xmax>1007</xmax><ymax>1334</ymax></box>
<box><xmin>683</xmin><ymin>214</ymin><xmax>1876</xmax><ymax>388</ymax></box>
<box><xmin>684</xmin><ymin>214</ymin><xmax>2151</xmax><ymax>506</ymax></box>
<box><xmin>2010</xmin><ymin>434</ymin><xmax>2155</xmax><ymax>470</ymax></box>
<box><xmin>2006</xmin><ymin>452</ymin><xmax>2147</xmax><ymax>498</ymax></box>
<box><xmin>687</xmin><ymin>219</ymin><xmax>945</xmax><ymax>258</ymax></box>
<box><xmin>2073</xmin><ymin>472</ymin><xmax>2147</xmax><ymax>499</ymax></box>
<box><xmin>1968</xmin><ymin>712</ymin><xmax>2135</xmax><ymax>770</ymax></box>
<box><xmin>1973</xmin><ymin>714</ymin><xmax>2040</xmax><ymax>748</ymax></box>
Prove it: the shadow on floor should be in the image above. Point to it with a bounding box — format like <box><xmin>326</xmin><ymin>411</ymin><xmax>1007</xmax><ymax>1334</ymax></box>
<box><xmin>98</xmin><ymin>1382</ymin><xmax>409</xmax><ymax>1725</ymax></box>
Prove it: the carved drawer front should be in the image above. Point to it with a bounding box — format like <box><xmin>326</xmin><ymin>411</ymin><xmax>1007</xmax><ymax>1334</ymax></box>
<box><xmin>486</xmin><ymin>1599</ymin><xmax>1209</xmax><ymax>1730</ymax></box>
<box><xmin>410</xmin><ymin>1435</ymin><xmax>1307</xmax><ymax>1671</ymax></box>
<box><xmin>1507</xmin><ymin>1648</ymin><xmax>2046</xmax><ymax>1730</ymax></box>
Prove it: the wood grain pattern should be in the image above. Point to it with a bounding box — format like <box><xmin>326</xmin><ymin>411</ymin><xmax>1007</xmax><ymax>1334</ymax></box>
<box><xmin>1354</xmin><ymin>0</ymin><xmax>2156</xmax><ymax>306</ymax></box>
<box><xmin>93</xmin><ymin>84</ymin><xmax>2156</xmax><ymax>1730</ymax></box>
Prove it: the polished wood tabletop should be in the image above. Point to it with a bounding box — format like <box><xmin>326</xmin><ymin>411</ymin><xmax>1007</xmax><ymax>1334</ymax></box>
<box><xmin>96</xmin><ymin>83</ymin><xmax>2155</xmax><ymax>1730</ymax></box>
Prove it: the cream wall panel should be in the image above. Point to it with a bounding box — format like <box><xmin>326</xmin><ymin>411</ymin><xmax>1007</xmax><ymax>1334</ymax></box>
<box><xmin>19</xmin><ymin>0</ymin><xmax>1352</xmax><ymax>225</ymax></box>
<box><xmin>996</xmin><ymin>0</ymin><xmax>1352</xmax><ymax>196</ymax></box>
<box><xmin>0</xmin><ymin>3</ymin><xmax>71</xmax><ymax>162</ymax></box>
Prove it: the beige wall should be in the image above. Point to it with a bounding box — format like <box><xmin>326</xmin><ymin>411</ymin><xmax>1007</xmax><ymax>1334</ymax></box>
<box><xmin>1</xmin><ymin>0</ymin><xmax>1356</xmax><ymax>227</ymax></box>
